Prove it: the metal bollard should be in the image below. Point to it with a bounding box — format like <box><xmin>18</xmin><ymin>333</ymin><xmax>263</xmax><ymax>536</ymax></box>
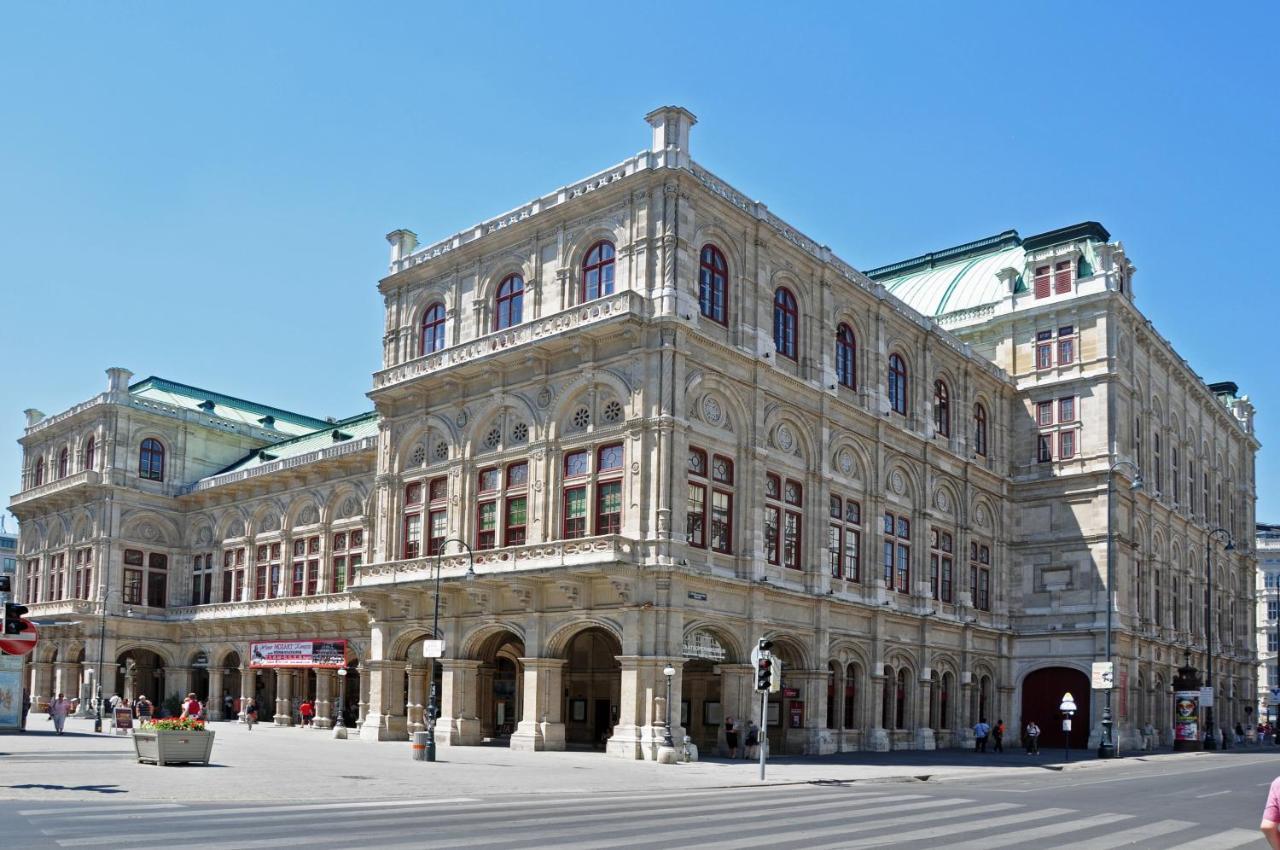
<box><xmin>411</xmin><ymin>731</ymin><xmax>430</xmax><ymax>761</ymax></box>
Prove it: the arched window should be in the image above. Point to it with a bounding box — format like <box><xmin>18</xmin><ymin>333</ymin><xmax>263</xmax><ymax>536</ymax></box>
<box><xmin>494</xmin><ymin>274</ymin><xmax>524</xmax><ymax>331</ymax></box>
<box><xmin>835</xmin><ymin>324</ymin><xmax>856</xmax><ymax>388</ymax></box>
<box><xmin>698</xmin><ymin>244</ymin><xmax>728</xmax><ymax>324</ymax></box>
<box><xmin>895</xmin><ymin>668</ymin><xmax>908</xmax><ymax>729</ymax></box>
<box><xmin>772</xmin><ymin>288</ymin><xmax>798</xmax><ymax>359</ymax></box>
<box><xmin>139</xmin><ymin>438</ymin><xmax>165</xmax><ymax>481</ymax></box>
<box><xmin>887</xmin><ymin>354</ymin><xmax>908</xmax><ymax>415</ymax></box>
<box><xmin>33</xmin><ymin>457</ymin><xmax>44</xmax><ymax>487</ymax></box>
<box><xmin>933</xmin><ymin>380</ymin><xmax>950</xmax><ymax>437</ymax></box>
<box><xmin>843</xmin><ymin>662</ymin><xmax>858</xmax><ymax>728</ymax></box>
<box><xmin>420</xmin><ymin>302</ymin><xmax>446</xmax><ymax>355</ymax></box>
<box><xmin>826</xmin><ymin>662</ymin><xmax>838</xmax><ymax>730</ymax></box>
<box><xmin>57</xmin><ymin>448</ymin><xmax>69</xmax><ymax>479</ymax></box>
<box><xmin>973</xmin><ymin>404</ymin><xmax>988</xmax><ymax>456</ymax></box>
<box><xmin>581</xmin><ymin>240</ymin><xmax>615</xmax><ymax>302</ymax></box>
<box><xmin>84</xmin><ymin>435</ymin><xmax>96</xmax><ymax>471</ymax></box>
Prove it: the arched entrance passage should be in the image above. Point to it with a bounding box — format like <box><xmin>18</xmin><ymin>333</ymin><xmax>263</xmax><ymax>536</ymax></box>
<box><xmin>472</xmin><ymin>630</ymin><xmax>524</xmax><ymax>742</ymax></box>
<box><xmin>116</xmin><ymin>648</ymin><xmax>165</xmax><ymax>708</ymax></box>
<box><xmin>562</xmin><ymin>627</ymin><xmax>621</xmax><ymax>750</ymax></box>
<box><xmin>401</xmin><ymin>634</ymin><xmax>443</xmax><ymax>734</ymax></box>
<box><xmin>769</xmin><ymin>638</ymin><xmax>808</xmax><ymax>755</ymax></box>
<box><xmin>338</xmin><ymin>659</ymin><xmax>359</xmax><ymax>728</ymax></box>
<box><xmin>1022</xmin><ymin>666</ymin><xmax>1090</xmax><ymax>750</ymax></box>
<box><xmin>190</xmin><ymin>651</ymin><xmax>210</xmax><ymax>704</ymax></box>
<box><xmin>221</xmin><ymin>651</ymin><xmax>242</xmax><ymax>718</ymax></box>
<box><xmin>678</xmin><ymin>627</ymin><xmax>737</xmax><ymax>755</ymax></box>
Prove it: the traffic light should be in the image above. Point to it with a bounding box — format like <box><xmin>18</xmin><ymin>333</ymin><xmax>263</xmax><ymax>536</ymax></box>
<box><xmin>756</xmin><ymin>656</ymin><xmax>773</xmax><ymax>692</ymax></box>
<box><xmin>0</xmin><ymin>575</ymin><xmax>10</xmax><ymax>593</ymax></box>
<box><xmin>3</xmin><ymin>602</ymin><xmax>30</xmax><ymax>635</ymax></box>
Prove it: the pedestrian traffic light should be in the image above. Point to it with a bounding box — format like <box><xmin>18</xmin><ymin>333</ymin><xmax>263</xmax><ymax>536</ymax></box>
<box><xmin>0</xmin><ymin>575</ymin><xmax>10</xmax><ymax>593</ymax></box>
<box><xmin>4</xmin><ymin>602</ymin><xmax>30</xmax><ymax>635</ymax></box>
<box><xmin>756</xmin><ymin>656</ymin><xmax>773</xmax><ymax>692</ymax></box>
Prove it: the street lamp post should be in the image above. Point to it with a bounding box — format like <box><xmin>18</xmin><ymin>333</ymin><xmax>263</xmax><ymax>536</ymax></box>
<box><xmin>662</xmin><ymin>664</ymin><xmax>676</xmax><ymax>750</ymax></box>
<box><xmin>1203</xmin><ymin>527</ymin><xmax>1234</xmax><ymax>750</ymax></box>
<box><xmin>334</xmin><ymin>666</ymin><xmax>348</xmax><ymax>739</ymax></box>
<box><xmin>1060</xmin><ymin>692</ymin><xmax>1077</xmax><ymax>763</ymax></box>
<box><xmin>423</xmin><ymin>538</ymin><xmax>476</xmax><ymax>763</ymax></box>
<box><xmin>1100</xmin><ymin>460</ymin><xmax>1143</xmax><ymax>759</ymax></box>
<box><xmin>93</xmin><ymin>589</ymin><xmax>130</xmax><ymax>733</ymax></box>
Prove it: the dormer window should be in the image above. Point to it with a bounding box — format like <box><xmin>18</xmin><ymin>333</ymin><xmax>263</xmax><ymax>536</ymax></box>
<box><xmin>1034</xmin><ymin>259</ymin><xmax>1075</xmax><ymax>299</ymax></box>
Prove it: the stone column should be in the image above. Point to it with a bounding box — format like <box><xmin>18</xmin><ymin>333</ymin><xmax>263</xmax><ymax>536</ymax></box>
<box><xmin>358</xmin><ymin>665</ymin><xmax>370</xmax><ymax>725</ymax></box>
<box><xmin>169</xmin><ymin>666</ymin><xmax>193</xmax><ymax>704</ymax></box>
<box><xmin>867</xmin><ymin>671</ymin><xmax>889</xmax><ymax>751</ymax></box>
<box><xmin>53</xmin><ymin>661</ymin><xmax>78</xmax><ymax>700</ymax></box>
<box><xmin>718</xmin><ymin>664</ymin><xmax>755</xmax><ymax>757</ymax></box>
<box><xmin>609</xmin><ymin>656</ymin><xmax>683</xmax><ymax>761</ymax></box>
<box><xmin>915</xmin><ymin>673</ymin><xmax>936</xmax><ymax>750</ymax></box>
<box><xmin>438</xmin><ymin>659</ymin><xmax>483</xmax><ymax>746</ymax></box>
<box><xmin>314</xmin><ymin>669</ymin><xmax>334</xmax><ymax>729</ymax></box>
<box><xmin>958</xmin><ymin>680</ymin><xmax>976</xmax><ymax>749</ymax></box>
<box><xmin>75</xmin><ymin>667</ymin><xmax>96</xmax><ymax>717</ymax></box>
<box><xmin>274</xmin><ymin>669</ymin><xmax>293</xmax><ymax>725</ymax></box>
<box><xmin>783</xmin><ymin>669</ymin><xmax>830</xmax><ymax>755</ymax></box>
<box><xmin>32</xmin><ymin>661</ymin><xmax>53</xmax><ymax>712</ymax></box>
<box><xmin>359</xmin><ymin>660</ymin><xmax>407</xmax><ymax>741</ymax></box>
<box><xmin>510</xmin><ymin>658</ymin><xmax>566</xmax><ymax>752</ymax></box>
<box><xmin>239</xmin><ymin>667</ymin><xmax>255</xmax><ymax>721</ymax></box>
<box><xmin>208</xmin><ymin>667</ymin><xmax>226</xmax><ymax>720</ymax></box>
<box><xmin>406</xmin><ymin>666</ymin><xmax>427</xmax><ymax>734</ymax></box>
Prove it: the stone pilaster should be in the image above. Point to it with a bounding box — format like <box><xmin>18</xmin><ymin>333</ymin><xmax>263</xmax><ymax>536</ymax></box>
<box><xmin>438</xmin><ymin>659</ymin><xmax>483</xmax><ymax>746</ymax></box>
<box><xmin>359</xmin><ymin>660</ymin><xmax>407</xmax><ymax>741</ymax></box>
<box><xmin>510</xmin><ymin>658</ymin><xmax>566</xmax><ymax>752</ymax></box>
<box><xmin>314</xmin><ymin>669</ymin><xmax>334</xmax><ymax>729</ymax></box>
<box><xmin>274</xmin><ymin>669</ymin><xmax>293</xmax><ymax>725</ymax></box>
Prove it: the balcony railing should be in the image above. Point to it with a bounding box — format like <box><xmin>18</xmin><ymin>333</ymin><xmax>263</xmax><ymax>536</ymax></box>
<box><xmin>356</xmin><ymin>535</ymin><xmax>640</xmax><ymax>585</ymax></box>
<box><xmin>372</xmin><ymin>291</ymin><xmax>646</xmax><ymax>391</ymax></box>
<box><xmin>10</xmin><ymin>470</ymin><xmax>101</xmax><ymax>508</ymax></box>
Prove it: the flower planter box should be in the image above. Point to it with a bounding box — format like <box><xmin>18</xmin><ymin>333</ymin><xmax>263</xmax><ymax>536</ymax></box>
<box><xmin>133</xmin><ymin>729</ymin><xmax>215</xmax><ymax>766</ymax></box>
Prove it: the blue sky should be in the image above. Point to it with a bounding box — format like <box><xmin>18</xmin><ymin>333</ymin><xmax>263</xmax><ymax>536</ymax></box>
<box><xmin>2</xmin><ymin>2</ymin><xmax>1277</xmax><ymax>529</ymax></box>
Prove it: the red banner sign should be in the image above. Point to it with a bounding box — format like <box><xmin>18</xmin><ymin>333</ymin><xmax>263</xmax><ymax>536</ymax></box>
<box><xmin>249</xmin><ymin>639</ymin><xmax>346</xmax><ymax>669</ymax></box>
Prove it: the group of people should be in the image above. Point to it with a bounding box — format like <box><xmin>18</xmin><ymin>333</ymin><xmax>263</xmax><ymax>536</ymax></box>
<box><xmin>974</xmin><ymin>718</ymin><xmax>1041</xmax><ymax>753</ymax></box>
<box><xmin>722</xmin><ymin>717</ymin><xmax>762</xmax><ymax>759</ymax></box>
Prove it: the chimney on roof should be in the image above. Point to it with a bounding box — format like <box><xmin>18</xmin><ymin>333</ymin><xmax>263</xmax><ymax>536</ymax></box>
<box><xmin>106</xmin><ymin>367</ymin><xmax>133</xmax><ymax>395</ymax></box>
<box><xmin>386</xmin><ymin>229</ymin><xmax>418</xmax><ymax>267</ymax></box>
<box><xmin>23</xmin><ymin>409</ymin><xmax>44</xmax><ymax>428</ymax></box>
<box><xmin>645</xmin><ymin>106</ymin><xmax>697</xmax><ymax>168</ymax></box>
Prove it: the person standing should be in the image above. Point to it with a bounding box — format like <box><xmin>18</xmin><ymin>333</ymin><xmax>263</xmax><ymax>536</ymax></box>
<box><xmin>135</xmin><ymin>695</ymin><xmax>153</xmax><ymax>722</ymax></box>
<box><xmin>299</xmin><ymin>699</ymin><xmax>314</xmax><ymax>727</ymax></box>
<box><xmin>180</xmin><ymin>693</ymin><xmax>202</xmax><ymax>720</ymax></box>
<box><xmin>744</xmin><ymin>720</ymin><xmax>760</xmax><ymax>760</ymax></box>
<box><xmin>244</xmin><ymin>698</ymin><xmax>258</xmax><ymax>731</ymax></box>
<box><xmin>974</xmin><ymin>718</ymin><xmax>991</xmax><ymax>752</ymax></box>
<box><xmin>49</xmin><ymin>693</ymin><xmax>71</xmax><ymax>735</ymax></box>
<box><xmin>993</xmin><ymin>719</ymin><xmax>1006</xmax><ymax>753</ymax></box>
<box><xmin>20</xmin><ymin>688</ymin><xmax>30</xmax><ymax>733</ymax></box>
<box><xmin>724</xmin><ymin>716</ymin><xmax>739</xmax><ymax>758</ymax></box>
<box><xmin>1025</xmin><ymin>720</ymin><xmax>1041</xmax><ymax>754</ymax></box>
<box><xmin>223</xmin><ymin>691</ymin><xmax>234</xmax><ymax>721</ymax></box>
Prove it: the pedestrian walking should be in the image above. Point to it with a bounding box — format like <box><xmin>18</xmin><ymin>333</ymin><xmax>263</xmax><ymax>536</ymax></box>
<box><xmin>299</xmin><ymin>699</ymin><xmax>315</xmax><ymax>727</ymax></box>
<box><xmin>135</xmin><ymin>695</ymin><xmax>153</xmax><ymax>721</ymax></box>
<box><xmin>993</xmin><ymin>719</ymin><xmax>1006</xmax><ymax>753</ymax></box>
<box><xmin>725</xmin><ymin>716</ymin><xmax>739</xmax><ymax>758</ymax></box>
<box><xmin>1260</xmin><ymin>775</ymin><xmax>1280</xmax><ymax>848</ymax></box>
<box><xmin>49</xmin><ymin>693</ymin><xmax>71</xmax><ymax>735</ymax></box>
<box><xmin>180</xmin><ymin>693</ymin><xmax>202</xmax><ymax>720</ymax></box>
<box><xmin>244</xmin><ymin>698</ymin><xmax>258</xmax><ymax>731</ymax></box>
<box><xmin>1025</xmin><ymin>721</ymin><xmax>1040</xmax><ymax>754</ymax></box>
<box><xmin>20</xmin><ymin>688</ymin><xmax>30</xmax><ymax>733</ymax></box>
<box><xmin>745</xmin><ymin>720</ymin><xmax>760</xmax><ymax>760</ymax></box>
<box><xmin>974</xmin><ymin>718</ymin><xmax>991</xmax><ymax>752</ymax></box>
<box><xmin>1237</xmin><ymin>723</ymin><xmax>1246</xmax><ymax>746</ymax></box>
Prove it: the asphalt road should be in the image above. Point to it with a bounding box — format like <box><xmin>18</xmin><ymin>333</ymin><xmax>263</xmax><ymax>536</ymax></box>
<box><xmin>4</xmin><ymin>749</ymin><xmax>1278</xmax><ymax>849</ymax></box>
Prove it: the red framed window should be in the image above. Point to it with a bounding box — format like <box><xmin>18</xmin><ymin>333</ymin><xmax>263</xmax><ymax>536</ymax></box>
<box><xmin>764</xmin><ymin>474</ymin><xmax>781</xmax><ymax>565</ymax></box>
<box><xmin>1058</xmin><ymin>396</ymin><xmax>1075</xmax><ymax>422</ymax></box>
<box><xmin>146</xmin><ymin>553</ymin><xmax>167</xmax><ymax>608</ymax></box>
<box><xmin>929</xmin><ymin>528</ymin><xmax>953</xmax><ymax>603</ymax></box>
<box><xmin>74</xmin><ymin>547</ymin><xmax>93</xmax><ymax>601</ymax></box>
<box><xmin>888</xmin><ymin>354</ymin><xmax>908</xmax><ymax>415</ymax></box>
<box><xmin>1037</xmin><ymin>433</ymin><xmax>1053</xmax><ymax>463</ymax></box>
<box><xmin>763</xmin><ymin>476</ymin><xmax>802</xmax><ymax>569</ymax></box>
<box><xmin>1057</xmin><ymin>326</ymin><xmax>1075</xmax><ymax>365</ymax></box>
<box><xmin>494</xmin><ymin>274</ymin><xmax>524</xmax><ymax>331</ymax></box>
<box><xmin>835</xmin><ymin>324</ymin><xmax>856</xmax><ymax>388</ymax></box>
<box><xmin>123</xmin><ymin>567</ymin><xmax>143</xmax><ymax>605</ymax></box>
<box><xmin>973</xmin><ymin>404</ymin><xmax>988</xmax><ymax>457</ymax></box>
<box><xmin>559</xmin><ymin>444</ymin><xmax>623</xmax><ymax>539</ymax></box>
<box><xmin>421</xmin><ymin>302</ymin><xmax>446</xmax><ymax>355</ymax></box>
<box><xmin>1034</xmin><ymin>265</ymin><xmax>1051</xmax><ymax>299</ymax></box>
<box><xmin>330</xmin><ymin>530</ymin><xmax>364</xmax><ymax>592</ymax></box>
<box><xmin>24</xmin><ymin>559</ymin><xmax>39</xmax><ymax>605</ymax></box>
<box><xmin>426</xmin><ymin>477</ymin><xmax>447</xmax><ymax>556</ymax></box>
<box><xmin>191</xmin><ymin>553</ymin><xmax>212</xmax><ymax>605</ymax></box>
<box><xmin>595</xmin><ymin>444</ymin><xmax>623</xmax><ymax>534</ymax></box>
<box><xmin>403</xmin><ymin>482</ymin><xmax>423</xmax><ymax>559</ymax></box>
<box><xmin>84</xmin><ymin>435</ymin><xmax>95</xmax><ymax>471</ymax></box>
<box><xmin>1036</xmin><ymin>401</ymin><xmax>1053</xmax><ymax>426</ymax></box>
<box><xmin>828</xmin><ymin>495</ymin><xmax>861</xmax><ymax>582</ymax></box>
<box><xmin>689</xmin><ymin>450</ymin><xmax>734</xmax><ymax>553</ymax></box>
<box><xmin>686</xmin><ymin>449</ymin><xmax>708</xmax><ymax>548</ymax></box>
<box><xmin>709</xmin><ymin>454</ymin><xmax>733</xmax><ymax>553</ymax></box>
<box><xmin>477</xmin><ymin>467</ymin><xmax>499</xmax><ymax>550</ymax></box>
<box><xmin>34</xmin><ymin>457</ymin><xmax>44</xmax><ymax>486</ymax></box>
<box><xmin>882</xmin><ymin>512</ymin><xmax>910</xmax><ymax>593</ymax></box>
<box><xmin>1059</xmin><ymin>430</ymin><xmax>1076</xmax><ymax>459</ymax></box>
<box><xmin>970</xmin><ymin>542</ymin><xmax>991</xmax><ymax>611</ymax></box>
<box><xmin>139</xmin><ymin>438</ymin><xmax>165</xmax><ymax>481</ymax></box>
<box><xmin>1035</xmin><ymin>330</ymin><xmax>1053</xmax><ymax>369</ymax></box>
<box><xmin>504</xmin><ymin>462</ymin><xmax>529</xmax><ymax>547</ymax></box>
<box><xmin>772</xmin><ymin>287</ymin><xmax>798</xmax><ymax>360</ymax></box>
<box><xmin>57</xmin><ymin>448</ymin><xmax>68</xmax><ymax>479</ymax></box>
<box><xmin>1053</xmin><ymin>260</ymin><xmax>1073</xmax><ymax>294</ymax></box>
<box><xmin>933</xmin><ymin>380</ymin><xmax>950</xmax><ymax>437</ymax></box>
<box><xmin>581</xmin><ymin>240</ymin><xmax>616</xmax><ymax>302</ymax></box>
<box><xmin>51</xmin><ymin>553</ymin><xmax>64</xmax><ymax>600</ymax></box>
<box><xmin>698</xmin><ymin>244</ymin><xmax>728</xmax><ymax>324</ymax></box>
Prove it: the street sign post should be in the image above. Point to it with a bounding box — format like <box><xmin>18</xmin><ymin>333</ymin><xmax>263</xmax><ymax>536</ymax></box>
<box><xmin>422</xmin><ymin>639</ymin><xmax>445</xmax><ymax>659</ymax></box>
<box><xmin>1091</xmin><ymin>662</ymin><xmax>1114</xmax><ymax>690</ymax></box>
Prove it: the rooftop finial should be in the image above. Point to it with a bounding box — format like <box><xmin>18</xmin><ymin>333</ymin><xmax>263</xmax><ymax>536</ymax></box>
<box><xmin>644</xmin><ymin>106</ymin><xmax>697</xmax><ymax>168</ymax></box>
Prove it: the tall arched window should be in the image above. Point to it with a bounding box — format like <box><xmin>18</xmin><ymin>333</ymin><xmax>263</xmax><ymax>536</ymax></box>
<box><xmin>835</xmin><ymin>324</ymin><xmax>856</xmax><ymax>388</ymax></box>
<box><xmin>581</xmin><ymin>240</ymin><xmax>615</xmax><ymax>302</ymax></box>
<box><xmin>895</xmin><ymin>668</ymin><xmax>908</xmax><ymax>729</ymax></box>
<box><xmin>139</xmin><ymin>438</ymin><xmax>165</xmax><ymax>481</ymax></box>
<box><xmin>887</xmin><ymin>354</ymin><xmax>908</xmax><ymax>415</ymax></box>
<box><xmin>698</xmin><ymin>244</ymin><xmax>728</xmax><ymax>324</ymax></box>
<box><xmin>33</xmin><ymin>457</ymin><xmax>44</xmax><ymax>487</ymax></box>
<box><xmin>494</xmin><ymin>274</ymin><xmax>524</xmax><ymax>331</ymax></box>
<box><xmin>84</xmin><ymin>435</ymin><xmax>96</xmax><ymax>471</ymax></box>
<box><xmin>420</xmin><ymin>302</ymin><xmax>446</xmax><ymax>355</ymax></box>
<box><xmin>843</xmin><ymin>662</ymin><xmax>858</xmax><ymax>728</ymax></box>
<box><xmin>973</xmin><ymin>404</ymin><xmax>988</xmax><ymax>456</ymax></box>
<box><xmin>772</xmin><ymin>288</ymin><xmax>798</xmax><ymax>359</ymax></box>
<box><xmin>933</xmin><ymin>380</ymin><xmax>950</xmax><ymax>437</ymax></box>
<box><xmin>57</xmin><ymin>447</ymin><xmax>69</xmax><ymax>479</ymax></box>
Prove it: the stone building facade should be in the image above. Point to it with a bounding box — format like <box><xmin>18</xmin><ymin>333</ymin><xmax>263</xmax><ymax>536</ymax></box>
<box><xmin>9</xmin><ymin>107</ymin><xmax>1259</xmax><ymax>756</ymax></box>
<box><xmin>1257</xmin><ymin>523</ymin><xmax>1280</xmax><ymax>723</ymax></box>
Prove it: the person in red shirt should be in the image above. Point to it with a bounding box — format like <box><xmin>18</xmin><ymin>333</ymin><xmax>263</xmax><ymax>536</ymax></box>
<box><xmin>180</xmin><ymin>693</ymin><xmax>202</xmax><ymax>720</ymax></box>
<box><xmin>299</xmin><ymin>699</ymin><xmax>314</xmax><ymax>727</ymax></box>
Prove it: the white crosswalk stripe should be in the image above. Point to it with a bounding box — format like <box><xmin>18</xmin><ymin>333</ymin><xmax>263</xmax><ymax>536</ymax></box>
<box><xmin>1164</xmin><ymin>829</ymin><xmax>1264</xmax><ymax>850</ymax></box>
<box><xmin>945</xmin><ymin>813</ymin><xmax>1132</xmax><ymax>849</ymax></box>
<box><xmin>1054</xmin><ymin>819</ymin><xmax>1196</xmax><ymax>849</ymax></box>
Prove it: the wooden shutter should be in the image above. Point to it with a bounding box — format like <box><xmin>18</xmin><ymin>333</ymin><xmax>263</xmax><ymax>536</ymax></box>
<box><xmin>1034</xmin><ymin>266</ymin><xmax>1050</xmax><ymax>298</ymax></box>
<box><xmin>1053</xmin><ymin>260</ymin><xmax>1072</xmax><ymax>294</ymax></box>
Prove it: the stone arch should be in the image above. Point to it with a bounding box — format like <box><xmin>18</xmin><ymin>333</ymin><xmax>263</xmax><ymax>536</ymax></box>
<box><xmin>477</xmin><ymin>256</ymin><xmax>536</xmax><ymax>314</ymax></box>
<box><xmin>828</xmin><ymin>638</ymin><xmax>872</xmax><ymax>672</ymax></box>
<box><xmin>543</xmin><ymin>618</ymin><xmax>625</xmax><ymax>659</ymax></box>
<box><xmin>119</xmin><ymin>511</ymin><xmax>180</xmax><ymax>547</ymax></box>
<box><xmin>114</xmin><ymin>641</ymin><xmax>178</xmax><ymax>669</ymax></box>
<box><xmin>548</xmin><ymin>372</ymin><xmax>634</xmax><ymax>441</ymax></box>
<box><xmin>464</xmin><ymin>394</ymin><xmax>542</xmax><ymax>457</ymax></box>
<box><xmin>70</xmin><ymin>513</ymin><xmax>93</xmax><ymax>543</ymax></box>
<box><xmin>396</xmin><ymin>413</ymin><xmax>460</xmax><ymax>472</ymax></box>
<box><xmin>680</xmin><ymin>621</ymin><xmax>744</xmax><ymax>664</ymax></box>
<box><xmin>460</xmin><ymin>621</ymin><xmax>528</xmax><ymax>660</ymax></box>
<box><xmin>325</xmin><ymin>483</ymin><xmax>369</xmax><ymax>524</ymax></box>
<box><xmin>286</xmin><ymin>494</ymin><xmax>322</xmax><ymax>531</ymax></box>
<box><xmin>761</xmin><ymin>406</ymin><xmax>815</xmax><ymax>467</ymax></box>
<box><xmin>690</xmin><ymin>223</ymin><xmax>746</xmax><ymax>287</ymax></box>
<box><xmin>882</xmin><ymin>456</ymin><xmax>922</xmax><ymax>506</ymax></box>
<box><xmin>248</xmin><ymin>499</ymin><xmax>286</xmax><ymax>536</ymax></box>
<box><xmin>388</xmin><ymin>626</ymin><xmax>443</xmax><ymax>662</ymax></box>
<box><xmin>929</xmin><ymin>476</ymin><xmax>962</xmax><ymax>520</ymax></box>
<box><xmin>829</xmin><ymin>433</ymin><xmax>871</xmax><ymax>486</ymax></box>
<box><xmin>761</xmin><ymin>632</ymin><xmax>811</xmax><ymax>670</ymax></box>
<box><xmin>684</xmin><ymin>371</ymin><xmax>749</xmax><ymax>437</ymax></box>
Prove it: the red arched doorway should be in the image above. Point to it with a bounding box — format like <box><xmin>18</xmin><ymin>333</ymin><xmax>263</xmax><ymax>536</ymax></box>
<box><xmin>1022</xmin><ymin>667</ymin><xmax>1090</xmax><ymax>749</ymax></box>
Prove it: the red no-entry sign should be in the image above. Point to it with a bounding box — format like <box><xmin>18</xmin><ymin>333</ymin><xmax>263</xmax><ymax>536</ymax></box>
<box><xmin>0</xmin><ymin>619</ymin><xmax>38</xmax><ymax>655</ymax></box>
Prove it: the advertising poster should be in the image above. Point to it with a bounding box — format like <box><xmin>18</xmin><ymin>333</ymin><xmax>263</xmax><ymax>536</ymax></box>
<box><xmin>249</xmin><ymin>639</ymin><xmax>347</xmax><ymax>669</ymax></box>
<box><xmin>0</xmin><ymin>656</ymin><xmax>22</xmax><ymax>730</ymax></box>
<box><xmin>1174</xmin><ymin>690</ymin><xmax>1200</xmax><ymax>742</ymax></box>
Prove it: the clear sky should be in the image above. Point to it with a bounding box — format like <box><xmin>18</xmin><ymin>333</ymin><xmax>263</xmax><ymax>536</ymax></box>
<box><xmin>2</xmin><ymin>2</ymin><xmax>1277</xmax><ymax>531</ymax></box>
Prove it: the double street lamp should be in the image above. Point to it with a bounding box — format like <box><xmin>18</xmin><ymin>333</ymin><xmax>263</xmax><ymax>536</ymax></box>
<box><xmin>1203</xmin><ymin>527</ymin><xmax>1234</xmax><ymax>750</ymax></box>
<box><xmin>423</xmin><ymin>538</ymin><xmax>475</xmax><ymax>763</ymax></box>
<box><xmin>1100</xmin><ymin>460</ymin><xmax>1143</xmax><ymax>759</ymax></box>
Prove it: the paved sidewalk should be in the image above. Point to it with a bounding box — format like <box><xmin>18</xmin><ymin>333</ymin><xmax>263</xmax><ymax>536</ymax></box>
<box><xmin>0</xmin><ymin>716</ymin><xmax>1247</xmax><ymax>803</ymax></box>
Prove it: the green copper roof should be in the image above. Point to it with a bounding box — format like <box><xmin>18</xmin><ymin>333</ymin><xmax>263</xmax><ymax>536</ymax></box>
<box><xmin>211</xmin><ymin>411</ymin><xmax>379</xmax><ymax>476</ymax></box>
<box><xmin>129</xmin><ymin>377</ymin><xmax>332</xmax><ymax>437</ymax></box>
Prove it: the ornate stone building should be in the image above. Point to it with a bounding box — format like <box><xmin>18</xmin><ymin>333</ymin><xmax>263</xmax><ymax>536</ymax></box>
<box><xmin>10</xmin><ymin>107</ymin><xmax>1258</xmax><ymax>756</ymax></box>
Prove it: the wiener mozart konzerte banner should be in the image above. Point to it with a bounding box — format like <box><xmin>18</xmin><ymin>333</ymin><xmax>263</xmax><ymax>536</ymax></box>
<box><xmin>249</xmin><ymin>639</ymin><xmax>347</xmax><ymax>668</ymax></box>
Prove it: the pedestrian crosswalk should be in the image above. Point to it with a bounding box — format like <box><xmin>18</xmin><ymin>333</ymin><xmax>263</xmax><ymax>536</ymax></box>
<box><xmin>7</xmin><ymin>784</ymin><xmax>1263</xmax><ymax>850</ymax></box>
